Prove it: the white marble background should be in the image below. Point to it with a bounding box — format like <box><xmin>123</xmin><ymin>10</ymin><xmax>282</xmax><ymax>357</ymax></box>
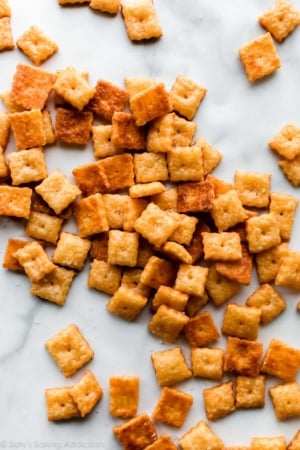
<box><xmin>0</xmin><ymin>0</ymin><xmax>300</xmax><ymax>448</ymax></box>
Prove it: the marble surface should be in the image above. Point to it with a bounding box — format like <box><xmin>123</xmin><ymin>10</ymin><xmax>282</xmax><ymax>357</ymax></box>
<box><xmin>1</xmin><ymin>0</ymin><xmax>300</xmax><ymax>448</ymax></box>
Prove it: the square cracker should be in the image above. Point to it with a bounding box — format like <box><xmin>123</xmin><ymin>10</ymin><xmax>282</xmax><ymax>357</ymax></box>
<box><xmin>148</xmin><ymin>304</ymin><xmax>189</xmax><ymax>343</ymax></box>
<box><xmin>25</xmin><ymin>211</ymin><xmax>63</xmax><ymax>245</ymax></box>
<box><xmin>10</xmin><ymin>109</ymin><xmax>46</xmax><ymax>150</ymax></box>
<box><xmin>55</xmin><ymin>107</ymin><xmax>93</xmax><ymax>145</ymax></box>
<box><xmin>206</xmin><ymin>264</ymin><xmax>240</xmax><ymax>307</ymax></box>
<box><xmin>144</xmin><ymin>435</ymin><xmax>177</xmax><ymax>450</ymax></box>
<box><xmin>113</xmin><ymin>413</ymin><xmax>157</xmax><ymax>450</ymax></box>
<box><xmin>234</xmin><ymin>170</ymin><xmax>271</xmax><ymax>208</ymax></box>
<box><xmin>211</xmin><ymin>189</ymin><xmax>247</xmax><ymax>232</ymax></box>
<box><xmin>108</xmin><ymin>229</ymin><xmax>139</xmax><ymax>267</ymax></box>
<box><xmin>90</xmin><ymin>0</ymin><xmax>120</xmax><ymax>14</ymax></box>
<box><xmin>170</xmin><ymin>75</ymin><xmax>207</xmax><ymax>120</ymax></box>
<box><xmin>202</xmin><ymin>231</ymin><xmax>242</xmax><ymax>261</ymax></box>
<box><xmin>35</xmin><ymin>169</ymin><xmax>81</xmax><ymax>215</ymax></box>
<box><xmin>53</xmin><ymin>66</ymin><xmax>95</xmax><ymax>111</ymax></box>
<box><xmin>109</xmin><ymin>375</ymin><xmax>139</xmax><ymax>418</ymax></box>
<box><xmin>7</xmin><ymin>148</ymin><xmax>47</xmax><ymax>185</ymax></box>
<box><xmin>0</xmin><ymin>185</ymin><xmax>32</xmax><ymax>219</ymax></box>
<box><xmin>152</xmin><ymin>286</ymin><xmax>188</xmax><ymax>312</ymax></box>
<box><xmin>146</xmin><ymin>112</ymin><xmax>197</xmax><ymax>153</ymax></box>
<box><xmin>261</xmin><ymin>338</ymin><xmax>300</xmax><ymax>381</ymax></box>
<box><xmin>152</xmin><ymin>386</ymin><xmax>193</xmax><ymax>428</ymax></box>
<box><xmin>191</xmin><ymin>347</ymin><xmax>224</xmax><ymax>380</ymax></box>
<box><xmin>198</xmin><ymin>137</ymin><xmax>223</xmax><ymax>176</ymax></box>
<box><xmin>88</xmin><ymin>79</ymin><xmax>128</xmax><ymax>121</ymax></box>
<box><xmin>174</xmin><ymin>264</ymin><xmax>208</xmax><ymax>298</ymax></box>
<box><xmin>184</xmin><ymin>311</ymin><xmax>220</xmax><ymax>347</ymax></box>
<box><xmin>269</xmin><ymin>192</ymin><xmax>298</xmax><ymax>241</ymax></box>
<box><xmin>203</xmin><ymin>380</ymin><xmax>235</xmax><ymax>421</ymax></box>
<box><xmin>140</xmin><ymin>255</ymin><xmax>177</xmax><ymax>289</ymax></box>
<box><xmin>275</xmin><ymin>250</ymin><xmax>300</xmax><ymax>289</ymax></box>
<box><xmin>130</xmin><ymin>82</ymin><xmax>172</xmax><ymax>126</ymax></box>
<box><xmin>0</xmin><ymin>0</ymin><xmax>11</xmax><ymax>17</ymax></box>
<box><xmin>179</xmin><ymin>420</ymin><xmax>224</xmax><ymax>450</ymax></box>
<box><xmin>221</xmin><ymin>303</ymin><xmax>261</xmax><ymax>340</ymax></box>
<box><xmin>2</xmin><ymin>238</ymin><xmax>33</xmax><ymax>271</ymax></box>
<box><xmin>121</xmin><ymin>0</ymin><xmax>163</xmax><ymax>41</ymax></box>
<box><xmin>255</xmin><ymin>242</ymin><xmax>289</xmax><ymax>284</ymax></box>
<box><xmin>129</xmin><ymin>181</ymin><xmax>165</xmax><ymax>198</ymax></box>
<box><xmin>177</xmin><ymin>180</ymin><xmax>215</xmax><ymax>213</ymax></box>
<box><xmin>239</xmin><ymin>32</ymin><xmax>281</xmax><ymax>82</ymax></box>
<box><xmin>288</xmin><ymin>430</ymin><xmax>300</xmax><ymax>450</ymax></box>
<box><xmin>111</xmin><ymin>112</ymin><xmax>146</xmax><ymax>150</ymax></box>
<box><xmin>279</xmin><ymin>154</ymin><xmax>300</xmax><ymax>186</ymax></box>
<box><xmin>215</xmin><ymin>244</ymin><xmax>253</xmax><ymax>286</ymax></box>
<box><xmin>45</xmin><ymin>324</ymin><xmax>94</xmax><ymax>377</ymax></box>
<box><xmin>259</xmin><ymin>0</ymin><xmax>300</xmax><ymax>42</ymax></box>
<box><xmin>107</xmin><ymin>285</ymin><xmax>148</xmax><ymax>321</ymax></box>
<box><xmin>269</xmin><ymin>381</ymin><xmax>300</xmax><ymax>420</ymax></box>
<box><xmin>88</xmin><ymin>259</ymin><xmax>121</xmax><ymax>295</ymax></box>
<box><xmin>246</xmin><ymin>213</ymin><xmax>281</xmax><ymax>253</ymax></box>
<box><xmin>72</xmin><ymin>160</ymin><xmax>109</xmax><ymax>196</ymax></box>
<box><xmin>0</xmin><ymin>17</ymin><xmax>13</xmax><ymax>51</ymax></box>
<box><xmin>100</xmin><ymin>153</ymin><xmax>134</xmax><ymax>192</ymax></box>
<box><xmin>134</xmin><ymin>202</ymin><xmax>179</xmax><ymax>247</ymax></box>
<box><xmin>151</xmin><ymin>347</ymin><xmax>192</xmax><ymax>387</ymax></box>
<box><xmin>53</xmin><ymin>232</ymin><xmax>91</xmax><ymax>271</ymax></box>
<box><xmin>161</xmin><ymin>241</ymin><xmax>193</xmax><ymax>265</ymax></box>
<box><xmin>45</xmin><ymin>387</ymin><xmax>80</xmax><ymax>421</ymax></box>
<box><xmin>168</xmin><ymin>143</ymin><xmax>203</xmax><ymax>183</ymax></box>
<box><xmin>31</xmin><ymin>265</ymin><xmax>75</xmax><ymax>306</ymax></box>
<box><xmin>246</xmin><ymin>283</ymin><xmax>286</xmax><ymax>325</ymax></box>
<box><xmin>236</xmin><ymin>375</ymin><xmax>265</xmax><ymax>409</ymax></box>
<box><xmin>251</xmin><ymin>436</ymin><xmax>287</xmax><ymax>450</ymax></box>
<box><xmin>223</xmin><ymin>336</ymin><xmax>263</xmax><ymax>377</ymax></box>
<box><xmin>74</xmin><ymin>193</ymin><xmax>109</xmax><ymax>238</ymax></box>
<box><xmin>92</xmin><ymin>125</ymin><xmax>123</xmax><ymax>159</ymax></box>
<box><xmin>69</xmin><ymin>370</ymin><xmax>103</xmax><ymax>418</ymax></box>
<box><xmin>134</xmin><ymin>152</ymin><xmax>168</xmax><ymax>183</ymax></box>
<box><xmin>13</xmin><ymin>241</ymin><xmax>55</xmax><ymax>283</ymax></box>
<box><xmin>269</xmin><ymin>123</ymin><xmax>300</xmax><ymax>160</ymax></box>
<box><xmin>0</xmin><ymin>111</ymin><xmax>10</xmax><ymax>149</ymax></box>
<box><xmin>16</xmin><ymin>25</ymin><xmax>58</xmax><ymax>65</ymax></box>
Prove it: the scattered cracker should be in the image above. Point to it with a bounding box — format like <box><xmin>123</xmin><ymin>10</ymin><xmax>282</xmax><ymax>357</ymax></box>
<box><xmin>234</xmin><ymin>170</ymin><xmax>271</xmax><ymax>208</ymax></box>
<box><xmin>269</xmin><ymin>381</ymin><xmax>300</xmax><ymax>420</ymax></box>
<box><xmin>2</xmin><ymin>238</ymin><xmax>33</xmax><ymax>271</ymax></box>
<box><xmin>275</xmin><ymin>250</ymin><xmax>300</xmax><ymax>289</ymax></box>
<box><xmin>35</xmin><ymin>169</ymin><xmax>81</xmax><ymax>215</ymax></box>
<box><xmin>269</xmin><ymin>123</ymin><xmax>300</xmax><ymax>160</ymax></box>
<box><xmin>111</xmin><ymin>111</ymin><xmax>146</xmax><ymax>150</ymax></box>
<box><xmin>151</xmin><ymin>285</ymin><xmax>188</xmax><ymax>312</ymax></box>
<box><xmin>130</xmin><ymin>82</ymin><xmax>172</xmax><ymax>126</ymax></box>
<box><xmin>211</xmin><ymin>189</ymin><xmax>247</xmax><ymax>232</ymax></box>
<box><xmin>223</xmin><ymin>336</ymin><xmax>263</xmax><ymax>377</ymax></box>
<box><xmin>129</xmin><ymin>181</ymin><xmax>165</xmax><ymax>198</ymax></box>
<box><xmin>88</xmin><ymin>79</ymin><xmax>128</xmax><ymax>121</ymax></box>
<box><xmin>215</xmin><ymin>244</ymin><xmax>253</xmax><ymax>286</ymax></box>
<box><xmin>90</xmin><ymin>0</ymin><xmax>120</xmax><ymax>14</ymax></box>
<box><xmin>31</xmin><ymin>265</ymin><xmax>75</xmax><ymax>305</ymax></box>
<box><xmin>246</xmin><ymin>213</ymin><xmax>281</xmax><ymax>253</ymax></box>
<box><xmin>109</xmin><ymin>375</ymin><xmax>139</xmax><ymax>418</ymax></box>
<box><xmin>7</xmin><ymin>148</ymin><xmax>47</xmax><ymax>185</ymax></box>
<box><xmin>55</xmin><ymin>107</ymin><xmax>93</xmax><ymax>145</ymax></box>
<box><xmin>0</xmin><ymin>16</ymin><xmax>13</xmax><ymax>51</ymax></box>
<box><xmin>269</xmin><ymin>192</ymin><xmax>298</xmax><ymax>241</ymax></box>
<box><xmin>246</xmin><ymin>283</ymin><xmax>286</xmax><ymax>325</ymax></box>
<box><xmin>203</xmin><ymin>380</ymin><xmax>235</xmax><ymax>421</ymax></box>
<box><xmin>0</xmin><ymin>0</ymin><xmax>11</xmax><ymax>18</ymax></box>
<box><xmin>177</xmin><ymin>180</ymin><xmax>215</xmax><ymax>213</ymax></box>
<box><xmin>113</xmin><ymin>413</ymin><xmax>157</xmax><ymax>450</ymax></box>
<box><xmin>10</xmin><ymin>109</ymin><xmax>46</xmax><ymax>150</ymax></box>
<box><xmin>92</xmin><ymin>125</ymin><xmax>123</xmax><ymax>159</ymax></box>
<box><xmin>206</xmin><ymin>263</ymin><xmax>241</xmax><ymax>307</ymax></box>
<box><xmin>152</xmin><ymin>386</ymin><xmax>193</xmax><ymax>428</ymax></box>
<box><xmin>0</xmin><ymin>185</ymin><xmax>32</xmax><ymax>219</ymax></box>
<box><xmin>45</xmin><ymin>387</ymin><xmax>80</xmax><ymax>421</ymax></box>
<box><xmin>191</xmin><ymin>347</ymin><xmax>224</xmax><ymax>380</ymax></box>
<box><xmin>151</xmin><ymin>347</ymin><xmax>192</xmax><ymax>387</ymax></box>
<box><xmin>259</xmin><ymin>0</ymin><xmax>300</xmax><ymax>42</ymax></box>
<box><xmin>179</xmin><ymin>420</ymin><xmax>224</xmax><ymax>450</ymax></box>
<box><xmin>108</xmin><ymin>229</ymin><xmax>139</xmax><ymax>267</ymax></box>
<box><xmin>74</xmin><ymin>193</ymin><xmax>109</xmax><ymax>238</ymax></box>
<box><xmin>53</xmin><ymin>66</ymin><xmax>95</xmax><ymax>111</ymax></box>
<box><xmin>69</xmin><ymin>370</ymin><xmax>103</xmax><ymax>418</ymax></box>
<box><xmin>261</xmin><ymin>338</ymin><xmax>300</xmax><ymax>381</ymax></box>
<box><xmin>251</xmin><ymin>436</ymin><xmax>287</xmax><ymax>450</ymax></box>
<box><xmin>121</xmin><ymin>0</ymin><xmax>163</xmax><ymax>41</ymax></box>
<box><xmin>221</xmin><ymin>303</ymin><xmax>261</xmax><ymax>340</ymax></box>
<box><xmin>202</xmin><ymin>231</ymin><xmax>242</xmax><ymax>261</ymax></box>
<box><xmin>170</xmin><ymin>75</ymin><xmax>207</xmax><ymax>120</ymax></box>
<box><xmin>174</xmin><ymin>264</ymin><xmax>208</xmax><ymax>297</ymax></box>
<box><xmin>255</xmin><ymin>242</ymin><xmax>289</xmax><ymax>284</ymax></box>
<box><xmin>148</xmin><ymin>304</ymin><xmax>189</xmax><ymax>343</ymax></box>
<box><xmin>25</xmin><ymin>210</ymin><xmax>63</xmax><ymax>245</ymax></box>
<box><xmin>13</xmin><ymin>241</ymin><xmax>55</xmax><ymax>283</ymax></box>
<box><xmin>239</xmin><ymin>32</ymin><xmax>281</xmax><ymax>82</ymax></box>
<box><xmin>184</xmin><ymin>310</ymin><xmax>220</xmax><ymax>347</ymax></box>
<box><xmin>88</xmin><ymin>259</ymin><xmax>121</xmax><ymax>295</ymax></box>
<box><xmin>45</xmin><ymin>324</ymin><xmax>94</xmax><ymax>377</ymax></box>
<box><xmin>53</xmin><ymin>232</ymin><xmax>91</xmax><ymax>271</ymax></box>
<box><xmin>279</xmin><ymin>154</ymin><xmax>300</xmax><ymax>186</ymax></box>
<box><xmin>107</xmin><ymin>284</ymin><xmax>148</xmax><ymax>320</ymax></box>
<box><xmin>16</xmin><ymin>25</ymin><xmax>58</xmax><ymax>65</ymax></box>
<box><xmin>236</xmin><ymin>375</ymin><xmax>265</xmax><ymax>409</ymax></box>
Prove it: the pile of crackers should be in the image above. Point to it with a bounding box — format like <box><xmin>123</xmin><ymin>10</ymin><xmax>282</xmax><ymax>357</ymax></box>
<box><xmin>1</xmin><ymin>0</ymin><xmax>300</xmax><ymax>449</ymax></box>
